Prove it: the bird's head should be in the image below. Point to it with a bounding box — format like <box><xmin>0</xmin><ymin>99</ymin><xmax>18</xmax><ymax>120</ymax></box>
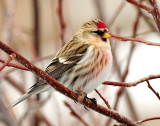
<box><xmin>76</xmin><ymin>19</ymin><xmax>111</xmax><ymax>45</ymax></box>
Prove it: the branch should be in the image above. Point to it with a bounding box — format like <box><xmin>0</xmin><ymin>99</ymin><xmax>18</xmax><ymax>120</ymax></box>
<box><xmin>136</xmin><ymin>117</ymin><xmax>160</xmax><ymax>124</ymax></box>
<box><xmin>0</xmin><ymin>41</ymin><xmax>139</xmax><ymax>126</ymax></box>
<box><xmin>147</xmin><ymin>80</ymin><xmax>160</xmax><ymax>100</ymax></box>
<box><xmin>33</xmin><ymin>0</ymin><xmax>40</xmax><ymax>58</ymax></box>
<box><xmin>149</xmin><ymin>0</ymin><xmax>160</xmax><ymax>31</ymax></box>
<box><xmin>126</xmin><ymin>0</ymin><xmax>152</xmax><ymax>13</ymax></box>
<box><xmin>0</xmin><ymin>59</ymin><xmax>29</xmax><ymax>71</ymax></box>
<box><xmin>57</xmin><ymin>0</ymin><xmax>66</xmax><ymax>46</ymax></box>
<box><xmin>111</xmin><ymin>33</ymin><xmax>160</xmax><ymax>46</ymax></box>
<box><xmin>64</xmin><ymin>101</ymin><xmax>89</xmax><ymax>126</ymax></box>
<box><xmin>103</xmin><ymin>74</ymin><xmax>160</xmax><ymax>87</ymax></box>
<box><xmin>0</xmin><ymin>54</ymin><xmax>15</xmax><ymax>71</ymax></box>
<box><xmin>126</xmin><ymin>0</ymin><xmax>160</xmax><ymax>32</ymax></box>
<box><xmin>95</xmin><ymin>89</ymin><xmax>111</xmax><ymax>109</ymax></box>
<box><xmin>103</xmin><ymin>76</ymin><xmax>160</xmax><ymax>101</ymax></box>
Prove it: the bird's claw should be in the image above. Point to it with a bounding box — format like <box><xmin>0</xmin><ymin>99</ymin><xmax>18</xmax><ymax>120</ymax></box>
<box><xmin>84</xmin><ymin>96</ymin><xmax>97</xmax><ymax>108</ymax></box>
<box><xmin>75</xmin><ymin>87</ymin><xmax>97</xmax><ymax>109</ymax></box>
<box><xmin>75</xmin><ymin>87</ymin><xmax>87</xmax><ymax>103</ymax></box>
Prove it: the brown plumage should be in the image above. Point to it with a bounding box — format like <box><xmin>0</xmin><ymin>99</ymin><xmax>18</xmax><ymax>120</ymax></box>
<box><xmin>11</xmin><ymin>19</ymin><xmax>112</xmax><ymax>107</ymax></box>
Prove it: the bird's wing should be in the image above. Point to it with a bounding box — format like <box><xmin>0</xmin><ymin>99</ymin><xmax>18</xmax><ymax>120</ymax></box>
<box><xmin>45</xmin><ymin>54</ymin><xmax>85</xmax><ymax>79</ymax></box>
<box><xmin>28</xmin><ymin>44</ymin><xmax>89</xmax><ymax>92</ymax></box>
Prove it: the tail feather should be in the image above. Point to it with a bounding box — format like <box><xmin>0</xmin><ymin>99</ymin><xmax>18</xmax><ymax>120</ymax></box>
<box><xmin>11</xmin><ymin>84</ymin><xmax>51</xmax><ymax>107</ymax></box>
<box><xmin>11</xmin><ymin>93</ymin><xmax>33</xmax><ymax>107</ymax></box>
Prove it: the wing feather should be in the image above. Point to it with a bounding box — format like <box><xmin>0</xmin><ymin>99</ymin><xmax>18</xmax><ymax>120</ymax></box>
<box><xmin>28</xmin><ymin>44</ymin><xmax>89</xmax><ymax>92</ymax></box>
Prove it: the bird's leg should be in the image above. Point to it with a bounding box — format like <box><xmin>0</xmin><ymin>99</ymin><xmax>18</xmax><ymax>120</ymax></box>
<box><xmin>75</xmin><ymin>87</ymin><xmax>97</xmax><ymax>108</ymax></box>
<box><xmin>75</xmin><ymin>87</ymin><xmax>87</xmax><ymax>103</ymax></box>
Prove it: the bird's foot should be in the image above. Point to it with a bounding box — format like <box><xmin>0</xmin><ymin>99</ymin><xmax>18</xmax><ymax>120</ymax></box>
<box><xmin>75</xmin><ymin>87</ymin><xmax>87</xmax><ymax>103</ymax></box>
<box><xmin>75</xmin><ymin>87</ymin><xmax>97</xmax><ymax>109</ymax></box>
<box><xmin>85</xmin><ymin>97</ymin><xmax>97</xmax><ymax>107</ymax></box>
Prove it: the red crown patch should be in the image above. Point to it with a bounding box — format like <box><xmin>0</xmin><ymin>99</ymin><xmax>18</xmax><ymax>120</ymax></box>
<box><xmin>96</xmin><ymin>21</ymin><xmax>107</xmax><ymax>29</ymax></box>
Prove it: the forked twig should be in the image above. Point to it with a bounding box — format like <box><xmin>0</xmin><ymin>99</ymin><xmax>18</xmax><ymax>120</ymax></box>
<box><xmin>0</xmin><ymin>53</ymin><xmax>16</xmax><ymax>71</ymax></box>
<box><xmin>103</xmin><ymin>74</ymin><xmax>160</xmax><ymax>87</ymax></box>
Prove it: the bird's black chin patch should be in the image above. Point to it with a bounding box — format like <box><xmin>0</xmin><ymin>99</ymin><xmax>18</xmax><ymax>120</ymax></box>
<box><xmin>102</xmin><ymin>38</ymin><xmax>107</xmax><ymax>42</ymax></box>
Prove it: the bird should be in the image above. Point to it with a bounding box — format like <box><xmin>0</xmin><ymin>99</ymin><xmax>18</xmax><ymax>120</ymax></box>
<box><xmin>11</xmin><ymin>19</ymin><xmax>112</xmax><ymax>107</ymax></box>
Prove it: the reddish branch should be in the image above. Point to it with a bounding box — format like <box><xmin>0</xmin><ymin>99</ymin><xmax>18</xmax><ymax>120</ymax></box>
<box><xmin>0</xmin><ymin>41</ymin><xmax>139</xmax><ymax>126</ymax></box>
<box><xmin>95</xmin><ymin>89</ymin><xmax>111</xmax><ymax>109</ymax></box>
<box><xmin>111</xmin><ymin>33</ymin><xmax>160</xmax><ymax>46</ymax></box>
<box><xmin>33</xmin><ymin>0</ymin><xmax>40</xmax><ymax>58</ymax></box>
<box><xmin>103</xmin><ymin>81</ymin><xmax>133</xmax><ymax>87</ymax></box>
<box><xmin>103</xmin><ymin>74</ymin><xmax>160</xmax><ymax>87</ymax></box>
<box><xmin>57</xmin><ymin>0</ymin><xmax>66</xmax><ymax>46</ymax></box>
<box><xmin>147</xmin><ymin>80</ymin><xmax>160</xmax><ymax>100</ymax></box>
<box><xmin>126</xmin><ymin>0</ymin><xmax>160</xmax><ymax>32</ymax></box>
<box><xmin>103</xmin><ymin>76</ymin><xmax>160</xmax><ymax>101</ymax></box>
<box><xmin>0</xmin><ymin>59</ymin><xmax>29</xmax><ymax>71</ymax></box>
<box><xmin>136</xmin><ymin>117</ymin><xmax>160</xmax><ymax>124</ymax></box>
<box><xmin>33</xmin><ymin>0</ymin><xmax>41</xmax><ymax>124</ymax></box>
<box><xmin>126</xmin><ymin>0</ymin><xmax>152</xmax><ymax>13</ymax></box>
<box><xmin>64</xmin><ymin>101</ymin><xmax>89</xmax><ymax>126</ymax></box>
<box><xmin>0</xmin><ymin>53</ymin><xmax>15</xmax><ymax>71</ymax></box>
<box><xmin>149</xmin><ymin>0</ymin><xmax>160</xmax><ymax>31</ymax></box>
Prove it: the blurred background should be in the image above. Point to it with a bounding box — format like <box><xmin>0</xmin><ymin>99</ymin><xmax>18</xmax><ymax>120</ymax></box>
<box><xmin>0</xmin><ymin>0</ymin><xmax>160</xmax><ymax>126</ymax></box>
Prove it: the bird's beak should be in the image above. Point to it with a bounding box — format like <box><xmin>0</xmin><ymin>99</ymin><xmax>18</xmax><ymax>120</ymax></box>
<box><xmin>102</xmin><ymin>32</ymin><xmax>111</xmax><ymax>39</ymax></box>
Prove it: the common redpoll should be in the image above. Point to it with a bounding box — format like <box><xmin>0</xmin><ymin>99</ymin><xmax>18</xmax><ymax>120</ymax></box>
<box><xmin>11</xmin><ymin>19</ymin><xmax>112</xmax><ymax>107</ymax></box>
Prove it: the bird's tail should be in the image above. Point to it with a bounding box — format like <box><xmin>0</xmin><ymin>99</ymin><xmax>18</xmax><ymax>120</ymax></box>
<box><xmin>11</xmin><ymin>92</ymin><xmax>33</xmax><ymax>107</ymax></box>
<box><xmin>11</xmin><ymin>84</ymin><xmax>51</xmax><ymax>107</ymax></box>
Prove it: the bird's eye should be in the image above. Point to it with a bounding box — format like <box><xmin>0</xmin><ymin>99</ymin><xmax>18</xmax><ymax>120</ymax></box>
<box><xmin>93</xmin><ymin>29</ymin><xmax>109</xmax><ymax>42</ymax></box>
<box><xmin>93</xmin><ymin>30</ymin><xmax>103</xmax><ymax>36</ymax></box>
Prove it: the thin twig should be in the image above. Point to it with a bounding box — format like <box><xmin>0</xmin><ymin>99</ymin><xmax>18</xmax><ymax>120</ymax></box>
<box><xmin>33</xmin><ymin>0</ymin><xmax>41</xmax><ymax>125</ymax></box>
<box><xmin>147</xmin><ymin>80</ymin><xmax>160</xmax><ymax>100</ymax></box>
<box><xmin>136</xmin><ymin>117</ymin><xmax>160</xmax><ymax>124</ymax></box>
<box><xmin>33</xmin><ymin>0</ymin><xmax>40</xmax><ymax>58</ymax></box>
<box><xmin>149</xmin><ymin>0</ymin><xmax>160</xmax><ymax>31</ymax></box>
<box><xmin>64</xmin><ymin>101</ymin><xmax>89</xmax><ymax>126</ymax></box>
<box><xmin>111</xmin><ymin>34</ymin><xmax>160</xmax><ymax>46</ymax></box>
<box><xmin>126</xmin><ymin>0</ymin><xmax>152</xmax><ymax>13</ymax></box>
<box><xmin>0</xmin><ymin>58</ymin><xmax>29</xmax><ymax>71</ymax></box>
<box><xmin>57</xmin><ymin>0</ymin><xmax>66</xmax><ymax>46</ymax></box>
<box><xmin>95</xmin><ymin>89</ymin><xmax>111</xmax><ymax>109</ymax></box>
<box><xmin>103</xmin><ymin>74</ymin><xmax>160</xmax><ymax>87</ymax></box>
